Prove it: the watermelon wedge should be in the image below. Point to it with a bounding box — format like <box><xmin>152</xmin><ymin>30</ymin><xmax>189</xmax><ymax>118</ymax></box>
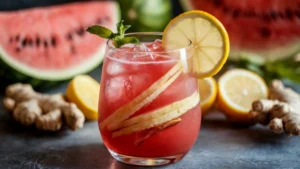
<box><xmin>0</xmin><ymin>1</ymin><xmax>119</xmax><ymax>87</ymax></box>
<box><xmin>180</xmin><ymin>0</ymin><xmax>300</xmax><ymax>63</ymax></box>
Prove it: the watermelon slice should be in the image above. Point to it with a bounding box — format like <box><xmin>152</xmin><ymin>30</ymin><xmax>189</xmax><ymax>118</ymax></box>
<box><xmin>180</xmin><ymin>0</ymin><xmax>300</xmax><ymax>62</ymax></box>
<box><xmin>0</xmin><ymin>1</ymin><xmax>119</xmax><ymax>87</ymax></box>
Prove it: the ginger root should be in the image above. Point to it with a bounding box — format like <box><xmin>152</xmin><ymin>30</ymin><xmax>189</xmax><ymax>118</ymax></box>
<box><xmin>249</xmin><ymin>80</ymin><xmax>300</xmax><ymax>135</ymax></box>
<box><xmin>3</xmin><ymin>83</ymin><xmax>85</xmax><ymax>131</ymax></box>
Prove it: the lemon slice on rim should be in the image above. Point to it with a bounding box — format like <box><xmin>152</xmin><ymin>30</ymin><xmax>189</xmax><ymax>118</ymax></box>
<box><xmin>198</xmin><ymin>77</ymin><xmax>217</xmax><ymax>114</ymax></box>
<box><xmin>66</xmin><ymin>75</ymin><xmax>100</xmax><ymax>120</ymax></box>
<box><xmin>162</xmin><ymin>10</ymin><xmax>230</xmax><ymax>78</ymax></box>
<box><xmin>217</xmin><ymin>69</ymin><xmax>268</xmax><ymax>122</ymax></box>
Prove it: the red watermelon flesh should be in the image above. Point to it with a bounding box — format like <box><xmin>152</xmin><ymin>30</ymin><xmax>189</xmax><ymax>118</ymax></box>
<box><xmin>181</xmin><ymin>0</ymin><xmax>300</xmax><ymax>61</ymax></box>
<box><xmin>0</xmin><ymin>1</ymin><xmax>118</xmax><ymax>71</ymax></box>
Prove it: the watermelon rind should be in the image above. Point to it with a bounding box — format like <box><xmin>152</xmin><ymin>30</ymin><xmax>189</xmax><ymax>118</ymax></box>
<box><xmin>0</xmin><ymin>2</ymin><xmax>120</xmax><ymax>87</ymax></box>
<box><xmin>230</xmin><ymin>41</ymin><xmax>300</xmax><ymax>63</ymax></box>
<box><xmin>179</xmin><ymin>0</ymin><xmax>300</xmax><ymax>63</ymax></box>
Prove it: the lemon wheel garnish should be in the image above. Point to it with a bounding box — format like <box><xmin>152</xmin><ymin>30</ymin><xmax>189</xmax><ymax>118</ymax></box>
<box><xmin>162</xmin><ymin>10</ymin><xmax>230</xmax><ymax>78</ymax></box>
<box><xmin>199</xmin><ymin>77</ymin><xmax>217</xmax><ymax>114</ymax></box>
<box><xmin>217</xmin><ymin>69</ymin><xmax>268</xmax><ymax>122</ymax></box>
<box><xmin>66</xmin><ymin>75</ymin><xmax>100</xmax><ymax>120</ymax></box>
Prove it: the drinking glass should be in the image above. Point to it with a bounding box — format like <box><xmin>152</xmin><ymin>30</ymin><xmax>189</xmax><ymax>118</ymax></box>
<box><xmin>98</xmin><ymin>32</ymin><xmax>201</xmax><ymax>166</ymax></box>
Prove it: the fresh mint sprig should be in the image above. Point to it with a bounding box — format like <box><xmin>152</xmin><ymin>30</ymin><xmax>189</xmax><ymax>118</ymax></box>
<box><xmin>86</xmin><ymin>20</ymin><xmax>140</xmax><ymax>48</ymax></box>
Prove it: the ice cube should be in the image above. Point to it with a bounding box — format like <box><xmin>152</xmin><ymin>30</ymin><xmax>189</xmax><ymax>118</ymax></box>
<box><xmin>106</xmin><ymin>61</ymin><xmax>124</xmax><ymax>76</ymax></box>
<box><xmin>105</xmin><ymin>77</ymin><xmax>124</xmax><ymax>102</ymax></box>
<box><xmin>132</xmin><ymin>43</ymin><xmax>150</xmax><ymax>52</ymax></box>
<box><xmin>130</xmin><ymin>73</ymin><xmax>153</xmax><ymax>95</ymax></box>
<box><xmin>151</xmin><ymin>39</ymin><xmax>162</xmax><ymax>50</ymax></box>
<box><xmin>132</xmin><ymin>44</ymin><xmax>154</xmax><ymax>59</ymax></box>
<box><xmin>122</xmin><ymin>44</ymin><xmax>136</xmax><ymax>48</ymax></box>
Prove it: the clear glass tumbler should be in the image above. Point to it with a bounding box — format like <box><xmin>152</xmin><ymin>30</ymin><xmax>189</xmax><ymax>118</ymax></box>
<box><xmin>98</xmin><ymin>33</ymin><xmax>201</xmax><ymax>166</ymax></box>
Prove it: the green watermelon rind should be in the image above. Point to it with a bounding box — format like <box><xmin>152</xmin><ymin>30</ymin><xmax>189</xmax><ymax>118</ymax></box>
<box><xmin>231</xmin><ymin>41</ymin><xmax>300</xmax><ymax>64</ymax></box>
<box><xmin>0</xmin><ymin>58</ymin><xmax>61</xmax><ymax>88</ymax></box>
<box><xmin>0</xmin><ymin>2</ymin><xmax>120</xmax><ymax>85</ymax></box>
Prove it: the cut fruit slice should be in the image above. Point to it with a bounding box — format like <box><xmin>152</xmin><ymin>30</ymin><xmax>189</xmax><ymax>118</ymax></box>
<box><xmin>217</xmin><ymin>69</ymin><xmax>268</xmax><ymax>122</ymax></box>
<box><xmin>162</xmin><ymin>10</ymin><xmax>229</xmax><ymax>78</ymax></box>
<box><xmin>199</xmin><ymin>77</ymin><xmax>217</xmax><ymax>114</ymax></box>
<box><xmin>100</xmin><ymin>61</ymin><xmax>183</xmax><ymax>129</ymax></box>
<box><xmin>0</xmin><ymin>1</ymin><xmax>120</xmax><ymax>88</ymax></box>
<box><xmin>112</xmin><ymin>91</ymin><xmax>200</xmax><ymax>137</ymax></box>
<box><xmin>66</xmin><ymin>75</ymin><xmax>100</xmax><ymax>120</ymax></box>
<box><xmin>110</xmin><ymin>90</ymin><xmax>199</xmax><ymax>131</ymax></box>
<box><xmin>134</xmin><ymin>118</ymin><xmax>182</xmax><ymax>146</ymax></box>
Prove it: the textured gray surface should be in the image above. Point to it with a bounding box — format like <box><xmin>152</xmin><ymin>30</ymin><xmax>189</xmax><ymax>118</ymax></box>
<box><xmin>1</xmin><ymin>66</ymin><xmax>300</xmax><ymax>169</ymax></box>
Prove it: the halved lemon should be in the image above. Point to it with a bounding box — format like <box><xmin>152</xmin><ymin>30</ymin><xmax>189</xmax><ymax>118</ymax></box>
<box><xmin>199</xmin><ymin>77</ymin><xmax>217</xmax><ymax>114</ymax></box>
<box><xmin>66</xmin><ymin>75</ymin><xmax>100</xmax><ymax>120</ymax></box>
<box><xmin>217</xmin><ymin>69</ymin><xmax>268</xmax><ymax>122</ymax></box>
<box><xmin>162</xmin><ymin>10</ymin><xmax>230</xmax><ymax>78</ymax></box>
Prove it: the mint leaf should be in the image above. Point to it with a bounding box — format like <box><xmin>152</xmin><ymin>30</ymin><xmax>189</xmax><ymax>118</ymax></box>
<box><xmin>86</xmin><ymin>25</ymin><xmax>113</xmax><ymax>39</ymax></box>
<box><xmin>121</xmin><ymin>37</ymin><xmax>140</xmax><ymax>45</ymax></box>
<box><xmin>87</xmin><ymin>20</ymin><xmax>139</xmax><ymax>48</ymax></box>
<box><xmin>113</xmin><ymin>36</ymin><xmax>140</xmax><ymax>48</ymax></box>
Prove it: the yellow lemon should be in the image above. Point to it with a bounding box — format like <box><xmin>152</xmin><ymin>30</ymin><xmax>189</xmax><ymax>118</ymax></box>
<box><xmin>66</xmin><ymin>75</ymin><xmax>100</xmax><ymax>120</ymax></box>
<box><xmin>162</xmin><ymin>10</ymin><xmax>230</xmax><ymax>78</ymax></box>
<box><xmin>198</xmin><ymin>77</ymin><xmax>217</xmax><ymax>115</ymax></box>
<box><xmin>217</xmin><ymin>69</ymin><xmax>268</xmax><ymax>123</ymax></box>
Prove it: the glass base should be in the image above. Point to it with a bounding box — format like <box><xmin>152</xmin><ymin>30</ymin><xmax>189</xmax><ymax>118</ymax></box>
<box><xmin>108</xmin><ymin>149</ymin><xmax>186</xmax><ymax>166</ymax></box>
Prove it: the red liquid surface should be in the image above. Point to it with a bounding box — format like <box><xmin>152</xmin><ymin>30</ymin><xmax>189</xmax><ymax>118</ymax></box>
<box><xmin>99</xmin><ymin>41</ymin><xmax>201</xmax><ymax>157</ymax></box>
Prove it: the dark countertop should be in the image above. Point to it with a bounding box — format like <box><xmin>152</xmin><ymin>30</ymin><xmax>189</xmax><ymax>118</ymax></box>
<box><xmin>1</xmin><ymin>66</ymin><xmax>300</xmax><ymax>169</ymax></box>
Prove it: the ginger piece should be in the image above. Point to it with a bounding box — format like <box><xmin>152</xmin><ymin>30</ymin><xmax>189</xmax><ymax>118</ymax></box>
<box><xmin>36</xmin><ymin>109</ymin><xmax>63</xmax><ymax>131</ymax></box>
<box><xmin>249</xmin><ymin>80</ymin><xmax>300</xmax><ymax>135</ymax></box>
<box><xmin>62</xmin><ymin>103</ymin><xmax>85</xmax><ymax>130</ymax></box>
<box><xmin>3</xmin><ymin>83</ymin><xmax>85</xmax><ymax>131</ymax></box>
<box><xmin>6</xmin><ymin>83</ymin><xmax>40</xmax><ymax>102</ymax></box>
<box><xmin>13</xmin><ymin>99</ymin><xmax>42</xmax><ymax>126</ymax></box>
<box><xmin>40</xmin><ymin>94</ymin><xmax>85</xmax><ymax>130</ymax></box>
<box><xmin>3</xmin><ymin>98</ymin><xmax>16</xmax><ymax>111</ymax></box>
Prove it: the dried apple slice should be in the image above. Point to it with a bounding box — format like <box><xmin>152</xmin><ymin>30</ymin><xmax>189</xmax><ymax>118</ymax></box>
<box><xmin>110</xmin><ymin>90</ymin><xmax>199</xmax><ymax>131</ymax></box>
<box><xmin>135</xmin><ymin>118</ymin><xmax>182</xmax><ymax>146</ymax></box>
<box><xmin>112</xmin><ymin>91</ymin><xmax>200</xmax><ymax>137</ymax></box>
<box><xmin>107</xmin><ymin>67</ymin><xmax>183</xmax><ymax>130</ymax></box>
<box><xmin>101</xmin><ymin>61</ymin><xmax>183</xmax><ymax>130</ymax></box>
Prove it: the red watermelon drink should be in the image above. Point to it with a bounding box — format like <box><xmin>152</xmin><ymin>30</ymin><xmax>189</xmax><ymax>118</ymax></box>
<box><xmin>98</xmin><ymin>33</ymin><xmax>201</xmax><ymax>166</ymax></box>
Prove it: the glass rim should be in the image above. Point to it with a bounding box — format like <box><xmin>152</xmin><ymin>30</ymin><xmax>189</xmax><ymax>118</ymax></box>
<box><xmin>106</xmin><ymin>32</ymin><xmax>193</xmax><ymax>54</ymax></box>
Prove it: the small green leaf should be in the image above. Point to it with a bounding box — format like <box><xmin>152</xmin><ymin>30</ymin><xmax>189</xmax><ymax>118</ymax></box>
<box><xmin>122</xmin><ymin>25</ymin><xmax>131</xmax><ymax>35</ymax></box>
<box><xmin>121</xmin><ymin>37</ymin><xmax>140</xmax><ymax>44</ymax></box>
<box><xmin>87</xmin><ymin>20</ymin><xmax>140</xmax><ymax>48</ymax></box>
<box><xmin>86</xmin><ymin>25</ymin><xmax>113</xmax><ymax>39</ymax></box>
<box><xmin>116</xmin><ymin>20</ymin><xmax>131</xmax><ymax>37</ymax></box>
